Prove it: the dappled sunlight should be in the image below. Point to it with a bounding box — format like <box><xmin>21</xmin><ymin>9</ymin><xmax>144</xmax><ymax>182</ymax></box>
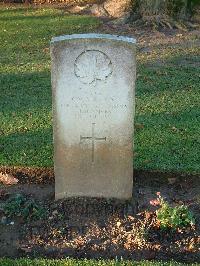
<box><xmin>1</xmin><ymin>6</ymin><xmax>199</xmax><ymax>172</ymax></box>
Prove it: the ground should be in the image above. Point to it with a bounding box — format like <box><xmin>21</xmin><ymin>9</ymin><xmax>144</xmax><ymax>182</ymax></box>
<box><xmin>0</xmin><ymin>5</ymin><xmax>200</xmax><ymax>264</ymax></box>
<box><xmin>0</xmin><ymin>168</ymin><xmax>200</xmax><ymax>262</ymax></box>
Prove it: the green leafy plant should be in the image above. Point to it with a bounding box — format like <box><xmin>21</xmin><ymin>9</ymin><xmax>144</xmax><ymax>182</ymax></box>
<box><xmin>150</xmin><ymin>192</ymin><xmax>195</xmax><ymax>230</ymax></box>
<box><xmin>3</xmin><ymin>193</ymin><xmax>46</xmax><ymax>221</ymax></box>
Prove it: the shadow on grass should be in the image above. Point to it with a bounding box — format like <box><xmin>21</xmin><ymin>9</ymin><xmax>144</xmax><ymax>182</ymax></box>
<box><xmin>1</xmin><ymin>60</ymin><xmax>199</xmax><ymax>113</ymax></box>
<box><xmin>136</xmin><ymin>65</ymin><xmax>200</xmax><ymax>96</ymax></box>
<box><xmin>0</xmin><ymin>71</ymin><xmax>51</xmax><ymax>113</ymax></box>
<box><xmin>0</xmin><ymin>67</ymin><xmax>200</xmax><ymax>172</ymax></box>
<box><xmin>1</xmin><ymin>127</ymin><xmax>53</xmax><ymax>167</ymax></box>
<box><xmin>1</xmin><ymin>108</ymin><xmax>199</xmax><ymax>172</ymax></box>
<box><xmin>134</xmin><ymin>108</ymin><xmax>200</xmax><ymax>173</ymax></box>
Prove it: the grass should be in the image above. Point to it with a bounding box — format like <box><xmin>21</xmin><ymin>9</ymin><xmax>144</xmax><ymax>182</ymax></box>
<box><xmin>136</xmin><ymin>54</ymin><xmax>200</xmax><ymax>173</ymax></box>
<box><xmin>0</xmin><ymin>6</ymin><xmax>100</xmax><ymax>167</ymax></box>
<box><xmin>0</xmin><ymin>258</ymin><xmax>199</xmax><ymax>266</ymax></box>
<box><xmin>0</xmin><ymin>6</ymin><xmax>200</xmax><ymax>173</ymax></box>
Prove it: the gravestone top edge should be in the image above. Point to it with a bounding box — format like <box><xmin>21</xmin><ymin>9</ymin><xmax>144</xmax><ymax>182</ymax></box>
<box><xmin>51</xmin><ymin>33</ymin><xmax>136</xmax><ymax>44</ymax></box>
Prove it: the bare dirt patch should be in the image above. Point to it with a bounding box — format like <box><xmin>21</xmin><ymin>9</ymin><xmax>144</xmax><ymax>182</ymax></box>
<box><xmin>0</xmin><ymin>167</ymin><xmax>199</xmax><ymax>262</ymax></box>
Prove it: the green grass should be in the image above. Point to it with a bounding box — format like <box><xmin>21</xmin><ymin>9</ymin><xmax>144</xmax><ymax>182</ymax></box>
<box><xmin>0</xmin><ymin>6</ymin><xmax>200</xmax><ymax>173</ymax></box>
<box><xmin>0</xmin><ymin>7</ymin><xmax>100</xmax><ymax>167</ymax></box>
<box><xmin>0</xmin><ymin>258</ymin><xmax>199</xmax><ymax>266</ymax></box>
<box><xmin>135</xmin><ymin>48</ymin><xmax>200</xmax><ymax>173</ymax></box>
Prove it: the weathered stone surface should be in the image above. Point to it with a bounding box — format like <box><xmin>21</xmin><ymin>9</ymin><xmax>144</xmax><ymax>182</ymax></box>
<box><xmin>51</xmin><ymin>34</ymin><xmax>136</xmax><ymax>200</ymax></box>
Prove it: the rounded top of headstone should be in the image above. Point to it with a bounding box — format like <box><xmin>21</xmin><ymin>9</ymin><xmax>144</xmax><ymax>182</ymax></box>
<box><xmin>51</xmin><ymin>33</ymin><xmax>136</xmax><ymax>44</ymax></box>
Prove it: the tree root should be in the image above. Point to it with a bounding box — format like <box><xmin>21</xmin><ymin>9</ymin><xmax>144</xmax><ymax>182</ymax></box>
<box><xmin>131</xmin><ymin>15</ymin><xmax>199</xmax><ymax>31</ymax></box>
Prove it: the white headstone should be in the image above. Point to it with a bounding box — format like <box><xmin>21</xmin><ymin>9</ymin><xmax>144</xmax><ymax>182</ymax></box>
<box><xmin>51</xmin><ymin>34</ymin><xmax>136</xmax><ymax>199</ymax></box>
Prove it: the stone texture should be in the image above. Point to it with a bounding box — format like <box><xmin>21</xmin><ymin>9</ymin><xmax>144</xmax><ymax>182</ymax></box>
<box><xmin>51</xmin><ymin>34</ymin><xmax>136</xmax><ymax>200</ymax></box>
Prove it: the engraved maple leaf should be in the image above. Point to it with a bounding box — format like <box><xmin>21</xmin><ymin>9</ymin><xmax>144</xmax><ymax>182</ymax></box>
<box><xmin>74</xmin><ymin>51</ymin><xmax>112</xmax><ymax>85</ymax></box>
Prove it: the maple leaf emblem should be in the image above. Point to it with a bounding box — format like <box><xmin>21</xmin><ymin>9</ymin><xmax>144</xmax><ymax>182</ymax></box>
<box><xmin>74</xmin><ymin>50</ymin><xmax>113</xmax><ymax>85</ymax></box>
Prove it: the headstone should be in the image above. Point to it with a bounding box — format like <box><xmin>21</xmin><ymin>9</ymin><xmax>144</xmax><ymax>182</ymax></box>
<box><xmin>51</xmin><ymin>34</ymin><xmax>136</xmax><ymax>200</ymax></box>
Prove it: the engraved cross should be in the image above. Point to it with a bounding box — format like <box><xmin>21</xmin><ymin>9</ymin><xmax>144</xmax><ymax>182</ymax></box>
<box><xmin>80</xmin><ymin>123</ymin><xmax>106</xmax><ymax>163</ymax></box>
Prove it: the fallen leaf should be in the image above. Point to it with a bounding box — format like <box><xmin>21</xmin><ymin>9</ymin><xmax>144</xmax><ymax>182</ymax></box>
<box><xmin>116</xmin><ymin>221</ymin><xmax>121</xmax><ymax>227</ymax></box>
<box><xmin>127</xmin><ymin>215</ymin><xmax>134</xmax><ymax>221</ymax></box>
<box><xmin>143</xmin><ymin>159</ymin><xmax>152</xmax><ymax>164</ymax></box>
<box><xmin>43</xmin><ymin>47</ymin><xmax>49</xmax><ymax>53</ymax></box>
<box><xmin>19</xmin><ymin>246</ymin><xmax>32</xmax><ymax>253</ymax></box>
<box><xmin>52</xmin><ymin>210</ymin><xmax>58</xmax><ymax>216</ymax></box>
<box><xmin>0</xmin><ymin>173</ymin><xmax>18</xmax><ymax>185</ymax></box>
<box><xmin>145</xmin><ymin>211</ymin><xmax>151</xmax><ymax>220</ymax></box>
<box><xmin>171</xmin><ymin>126</ymin><xmax>178</xmax><ymax>132</ymax></box>
<box><xmin>150</xmin><ymin>199</ymin><xmax>160</xmax><ymax>206</ymax></box>
<box><xmin>135</xmin><ymin>123</ymin><xmax>144</xmax><ymax>129</ymax></box>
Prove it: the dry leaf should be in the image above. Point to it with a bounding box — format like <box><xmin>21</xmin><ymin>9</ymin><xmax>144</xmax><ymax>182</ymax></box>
<box><xmin>150</xmin><ymin>199</ymin><xmax>160</xmax><ymax>206</ymax></box>
<box><xmin>0</xmin><ymin>172</ymin><xmax>18</xmax><ymax>185</ymax></box>
<box><xmin>143</xmin><ymin>159</ymin><xmax>151</xmax><ymax>164</ymax></box>
<box><xmin>171</xmin><ymin>126</ymin><xmax>178</xmax><ymax>132</ymax></box>
<box><xmin>43</xmin><ymin>47</ymin><xmax>49</xmax><ymax>53</ymax></box>
<box><xmin>135</xmin><ymin>123</ymin><xmax>144</xmax><ymax>129</ymax></box>
<box><xmin>127</xmin><ymin>215</ymin><xmax>135</xmax><ymax>221</ymax></box>
<box><xmin>116</xmin><ymin>221</ymin><xmax>121</xmax><ymax>227</ymax></box>
<box><xmin>145</xmin><ymin>211</ymin><xmax>151</xmax><ymax>220</ymax></box>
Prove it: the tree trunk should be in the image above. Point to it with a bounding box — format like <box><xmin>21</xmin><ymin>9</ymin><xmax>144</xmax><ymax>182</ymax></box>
<box><xmin>136</xmin><ymin>0</ymin><xmax>192</xmax><ymax>19</ymax></box>
<box><xmin>131</xmin><ymin>0</ymin><xmax>194</xmax><ymax>28</ymax></box>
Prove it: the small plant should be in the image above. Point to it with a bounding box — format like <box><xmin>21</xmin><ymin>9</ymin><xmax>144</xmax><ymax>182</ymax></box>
<box><xmin>150</xmin><ymin>192</ymin><xmax>195</xmax><ymax>230</ymax></box>
<box><xmin>3</xmin><ymin>193</ymin><xmax>46</xmax><ymax>221</ymax></box>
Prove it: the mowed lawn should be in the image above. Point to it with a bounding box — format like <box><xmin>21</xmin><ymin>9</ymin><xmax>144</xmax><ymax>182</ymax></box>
<box><xmin>0</xmin><ymin>6</ymin><xmax>200</xmax><ymax>173</ymax></box>
<box><xmin>0</xmin><ymin>258</ymin><xmax>199</xmax><ymax>266</ymax></box>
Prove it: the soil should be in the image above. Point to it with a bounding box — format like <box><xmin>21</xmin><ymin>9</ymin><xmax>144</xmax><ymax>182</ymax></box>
<box><xmin>0</xmin><ymin>167</ymin><xmax>199</xmax><ymax>263</ymax></box>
